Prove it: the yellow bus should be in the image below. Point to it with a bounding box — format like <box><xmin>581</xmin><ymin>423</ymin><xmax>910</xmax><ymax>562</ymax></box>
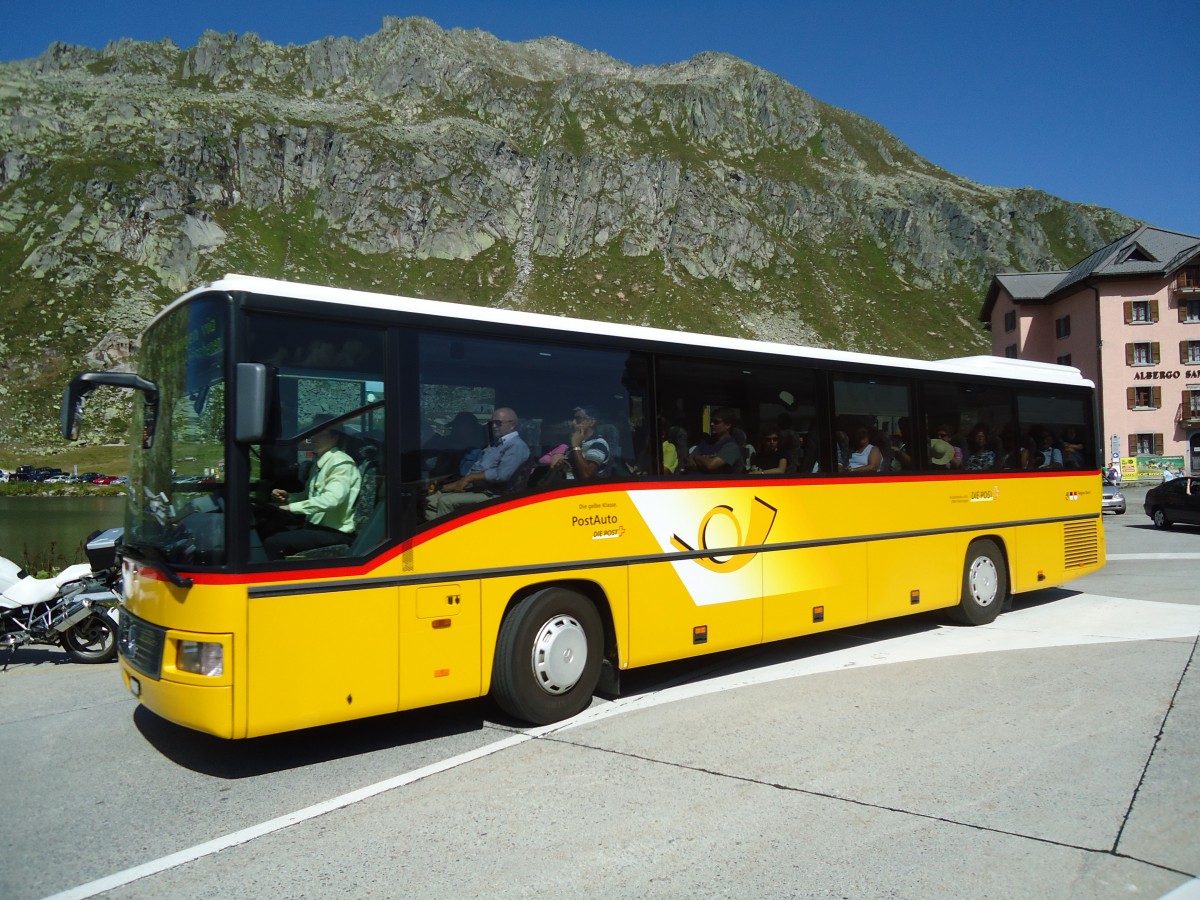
<box><xmin>63</xmin><ymin>274</ymin><xmax>1104</xmax><ymax>738</ymax></box>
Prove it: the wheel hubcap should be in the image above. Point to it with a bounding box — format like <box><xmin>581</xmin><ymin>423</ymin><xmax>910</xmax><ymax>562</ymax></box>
<box><xmin>968</xmin><ymin>556</ymin><xmax>999</xmax><ymax>607</ymax></box>
<box><xmin>530</xmin><ymin>614</ymin><xmax>588</xmax><ymax>695</ymax></box>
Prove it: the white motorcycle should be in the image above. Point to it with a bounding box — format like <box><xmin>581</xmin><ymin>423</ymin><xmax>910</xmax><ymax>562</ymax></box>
<box><xmin>0</xmin><ymin>528</ymin><xmax>123</xmax><ymax>664</ymax></box>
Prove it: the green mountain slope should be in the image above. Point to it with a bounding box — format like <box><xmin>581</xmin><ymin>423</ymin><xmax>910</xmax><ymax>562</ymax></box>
<box><xmin>0</xmin><ymin>17</ymin><xmax>1136</xmax><ymax>448</ymax></box>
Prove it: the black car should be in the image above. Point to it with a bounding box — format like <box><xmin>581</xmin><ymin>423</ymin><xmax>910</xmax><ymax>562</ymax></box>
<box><xmin>1143</xmin><ymin>477</ymin><xmax>1200</xmax><ymax>529</ymax></box>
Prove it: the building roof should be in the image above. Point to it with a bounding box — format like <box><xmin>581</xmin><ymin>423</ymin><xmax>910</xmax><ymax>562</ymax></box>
<box><xmin>980</xmin><ymin>225</ymin><xmax>1200</xmax><ymax>321</ymax></box>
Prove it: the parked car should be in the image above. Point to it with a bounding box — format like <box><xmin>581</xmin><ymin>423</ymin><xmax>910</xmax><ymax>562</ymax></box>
<box><xmin>43</xmin><ymin>474</ymin><xmax>72</xmax><ymax>484</ymax></box>
<box><xmin>91</xmin><ymin>476</ymin><xmax>118</xmax><ymax>485</ymax></box>
<box><xmin>1101</xmin><ymin>476</ymin><xmax>1126</xmax><ymax>515</ymax></box>
<box><xmin>1143</xmin><ymin>477</ymin><xmax>1199</xmax><ymax>530</ymax></box>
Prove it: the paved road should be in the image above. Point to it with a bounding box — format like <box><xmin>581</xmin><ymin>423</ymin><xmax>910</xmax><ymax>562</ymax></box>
<box><xmin>2</xmin><ymin>490</ymin><xmax>1197</xmax><ymax>899</ymax></box>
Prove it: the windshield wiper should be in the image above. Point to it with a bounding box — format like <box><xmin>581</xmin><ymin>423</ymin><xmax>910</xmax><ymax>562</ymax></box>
<box><xmin>122</xmin><ymin>539</ymin><xmax>194</xmax><ymax>589</ymax></box>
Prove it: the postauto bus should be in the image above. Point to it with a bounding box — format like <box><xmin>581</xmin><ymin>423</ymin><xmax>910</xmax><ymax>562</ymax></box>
<box><xmin>62</xmin><ymin>275</ymin><xmax>1104</xmax><ymax>738</ymax></box>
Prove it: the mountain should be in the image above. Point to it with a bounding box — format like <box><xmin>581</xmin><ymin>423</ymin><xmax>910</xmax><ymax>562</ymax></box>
<box><xmin>0</xmin><ymin>16</ymin><xmax>1137</xmax><ymax>448</ymax></box>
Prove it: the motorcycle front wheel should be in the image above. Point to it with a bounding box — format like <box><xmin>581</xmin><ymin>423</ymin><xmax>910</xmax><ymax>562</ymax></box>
<box><xmin>61</xmin><ymin>613</ymin><xmax>118</xmax><ymax>663</ymax></box>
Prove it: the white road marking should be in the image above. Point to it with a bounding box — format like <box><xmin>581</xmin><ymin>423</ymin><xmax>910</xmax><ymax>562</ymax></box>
<box><xmin>49</xmin><ymin>593</ymin><xmax>1200</xmax><ymax>899</ymax></box>
<box><xmin>1107</xmin><ymin>553</ymin><xmax>1200</xmax><ymax>561</ymax></box>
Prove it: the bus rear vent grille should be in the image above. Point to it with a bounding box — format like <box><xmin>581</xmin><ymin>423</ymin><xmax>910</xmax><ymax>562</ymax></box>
<box><xmin>1063</xmin><ymin>521</ymin><xmax>1100</xmax><ymax>569</ymax></box>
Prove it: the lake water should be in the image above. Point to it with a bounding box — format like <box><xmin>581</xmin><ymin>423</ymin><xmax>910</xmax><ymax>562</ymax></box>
<box><xmin>0</xmin><ymin>495</ymin><xmax>125</xmax><ymax>572</ymax></box>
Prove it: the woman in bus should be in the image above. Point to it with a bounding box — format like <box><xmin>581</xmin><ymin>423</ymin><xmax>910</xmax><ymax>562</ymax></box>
<box><xmin>843</xmin><ymin>425</ymin><xmax>884</xmax><ymax>474</ymax></box>
<box><xmin>965</xmin><ymin>423</ymin><xmax>998</xmax><ymax>471</ymax></box>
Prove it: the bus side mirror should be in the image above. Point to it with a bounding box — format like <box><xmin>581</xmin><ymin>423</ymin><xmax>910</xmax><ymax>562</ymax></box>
<box><xmin>234</xmin><ymin>363</ymin><xmax>270</xmax><ymax>443</ymax></box>
<box><xmin>62</xmin><ymin>372</ymin><xmax>160</xmax><ymax>445</ymax></box>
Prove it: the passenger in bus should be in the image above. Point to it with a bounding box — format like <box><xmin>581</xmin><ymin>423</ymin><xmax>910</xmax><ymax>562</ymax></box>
<box><xmin>264</xmin><ymin>415</ymin><xmax>363</xmax><ymax>560</ymax></box>
<box><xmin>842</xmin><ymin>425</ymin><xmax>884</xmax><ymax>473</ymax></box>
<box><xmin>661</xmin><ymin>423</ymin><xmax>689</xmax><ymax>474</ymax></box>
<box><xmin>1001</xmin><ymin>428</ymin><xmax>1035</xmax><ymax>470</ymax></box>
<box><xmin>1060</xmin><ymin>425</ymin><xmax>1086</xmax><ymax>469</ymax></box>
<box><xmin>891</xmin><ymin>417</ymin><xmax>914</xmax><ymax>471</ymax></box>
<box><xmin>545</xmin><ymin>405</ymin><xmax>612</xmax><ymax>480</ymax></box>
<box><xmin>750</xmin><ymin>430</ymin><xmax>789</xmax><ymax>474</ymax></box>
<box><xmin>689</xmin><ymin>408</ymin><xmax>745</xmax><ymax>473</ymax></box>
<box><xmin>929</xmin><ymin>439</ymin><xmax>956</xmax><ymax>470</ymax></box>
<box><xmin>1035</xmin><ymin>431</ymin><xmax>1064</xmax><ymax>470</ymax></box>
<box><xmin>964</xmin><ymin>424</ymin><xmax>998</xmax><ymax>471</ymax></box>
<box><xmin>426</xmin><ymin>407</ymin><xmax>530</xmax><ymax>517</ymax></box>
<box><xmin>833</xmin><ymin>429</ymin><xmax>850</xmax><ymax>469</ymax></box>
<box><xmin>424</xmin><ymin>411</ymin><xmax>485</xmax><ymax>479</ymax></box>
<box><xmin>934</xmin><ymin>424</ymin><xmax>964</xmax><ymax>468</ymax></box>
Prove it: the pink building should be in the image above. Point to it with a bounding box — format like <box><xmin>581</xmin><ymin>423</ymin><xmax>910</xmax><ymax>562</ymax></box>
<box><xmin>980</xmin><ymin>226</ymin><xmax>1200</xmax><ymax>474</ymax></box>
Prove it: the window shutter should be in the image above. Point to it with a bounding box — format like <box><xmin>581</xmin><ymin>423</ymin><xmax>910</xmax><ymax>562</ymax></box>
<box><xmin>1126</xmin><ymin>387</ymin><xmax>1136</xmax><ymax>409</ymax></box>
<box><xmin>1181</xmin><ymin>302</ymin><xmax>1189</xmax><ymax>323</ymax></box>
<box><xmin>1152</xmin><ymin>342</ymin><xmax>1161</xmax><ymax>364</ymax></box>
<box><xmin>1152</xmin><ymin>386</ymin><xmax>1161</xmax><ymax>408</ymax></box>
<box><xmin>1151</xmin><ymin>299</ymin><xmax>1159</xmax><ymax>322</ymax></box>
<box><xmin>1155</xmin><ymin>434</ymin><xmax>1164</xmax><ymax>456</ymax></box>
<box><xmin>1125</xmin><ymin>343</ymin><xmax>1135</xmax><ymax>366</ymax></box>
<box><xmin>1184</xmin><ymin>340</ymin><xmax>1190</xmax><ymax>364</ymax></box>
<box><xmin>1124</xmin><ymin>301</ymin><xmax>1134</xmax><ymax>324</ymax></box>
<box><xmin>1128</xmin><ymin>434</ymin><xmax>1137</xmax><ymax>456</ymax></box>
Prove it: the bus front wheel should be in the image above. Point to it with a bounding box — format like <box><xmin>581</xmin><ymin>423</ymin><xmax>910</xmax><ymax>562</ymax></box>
<box><xmin>948</xmin><ymin>539</ymin><xmax>1008</xmax><ymax>626</ymax></box>
<box><xmin>492</xmin><ymin>587</ymin><xmax>603</xmax><ymax>725</ymax></box>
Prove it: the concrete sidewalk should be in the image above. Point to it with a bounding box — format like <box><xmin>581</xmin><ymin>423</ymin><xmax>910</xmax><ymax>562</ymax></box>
<box><xmin>107</xmin><ymin>590</ymin><xmax>1200</xmax><ymax>899</ymax></box>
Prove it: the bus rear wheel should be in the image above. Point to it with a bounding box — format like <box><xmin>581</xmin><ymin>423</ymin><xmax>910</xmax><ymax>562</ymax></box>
<box><xmin>492</xmin><ymin>587</ymin><xmax>602</xmax><ymax>725</ymax></box>
<box><xmin>948</xmin><ymin>539</ymin><xmax>1008</xmax><ymax>626</ymax></box>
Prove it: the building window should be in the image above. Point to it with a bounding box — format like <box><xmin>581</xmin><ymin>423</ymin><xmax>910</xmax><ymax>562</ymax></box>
<box><xmin>1003</xmin><ymin>310</ymin><xmax>1017</xmax><ymax>333</ymax></box>
<box><xmin>1125</xmin><ymin>299</ymin><xmax>1159</xmax><ymax>324</ymax></box>
<box><xmin>1178</xmin><ymin>266</ymin><xmax>1200</xmax><ymax>291</ymax></box>
<box><xmin>1130</xmin><ymin>433</ymin><xmax>1163</xmax><ymax>456</ymax></box>
<box><xmin>1055</xmin><ymin>315</ymin><xmax>1071</xmax><ymax>339</ymax></box>
<box><xmin>1183</xmin><ymin>340</ymin><xmax>1200</xmax><ymax>364</ymax></box>
<box><xmin>1056</xmin><ymin>353</ymin><xmax>1072</xmax><ymax>366</ymax></box>
<box><xmin>1186</xmin><ymin>389</ymin><xmax>1200</xmax><ymax>421</ymax></box>
<box><xmin>1183</xmin><ymin>299</ymin><xmax>1200</xmax><ymax>323</ymax></box>
<box><xmin>1128</xmin><ymin>386</ymin><xmax>1160</xmax><ymax>409</ymax></box>
<box><xmin>1127</xmin><ymin>342</ymin><xmax>1160</xmax><ymax>366</ymax></box>
<box><xmin>1004</xmin><ymin>344</ymin><xmax>1018</xmax><ymax>359</ymax></box>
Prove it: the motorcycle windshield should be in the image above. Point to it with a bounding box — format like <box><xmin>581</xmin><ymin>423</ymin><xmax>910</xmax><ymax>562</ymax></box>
<box><xmin>126</xmin><ymin>295</ymin><xmax>228</xmax><ymax>567</ymax></box>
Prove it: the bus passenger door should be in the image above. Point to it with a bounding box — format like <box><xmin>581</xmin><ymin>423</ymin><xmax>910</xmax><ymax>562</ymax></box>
<box><xmin>398</xmin><ymin>582</ymin><xmax>481</xmax><ymax>710</ymax></box>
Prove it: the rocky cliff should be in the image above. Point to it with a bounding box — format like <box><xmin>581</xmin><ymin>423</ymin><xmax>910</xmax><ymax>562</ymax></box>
<box><xmin>0</xmin><ymin>17</ymin><xmax>1136</xmax><ymax>447</ymax></box>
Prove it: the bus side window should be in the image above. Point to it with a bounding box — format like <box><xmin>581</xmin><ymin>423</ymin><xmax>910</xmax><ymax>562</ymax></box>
<box><xmin>920</xmin><ymin>380</ymin><xmax>1013</xmax><ymax>474</ymax></box>
<box><xmin>831</xmin><ymin>375</ymin><xmax>912</xmax><ymax>475</ymax></box>
<box><xmin>1018</xmin><ymin>392</ymin><xmax>1092</xmax><ymax>471</ymax></box>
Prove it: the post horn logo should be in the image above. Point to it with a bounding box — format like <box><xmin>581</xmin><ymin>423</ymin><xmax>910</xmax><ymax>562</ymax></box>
<box><xmin>670</xmin><ymin>497</ymin><xmax>778</xmax><ymax>572</ymax></box>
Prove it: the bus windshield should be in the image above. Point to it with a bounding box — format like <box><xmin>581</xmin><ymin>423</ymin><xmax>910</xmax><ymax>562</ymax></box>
<box><xmin>126</xmin><ymin>295</ymin><xmax>229</xmax><ymax>567</ymax></box>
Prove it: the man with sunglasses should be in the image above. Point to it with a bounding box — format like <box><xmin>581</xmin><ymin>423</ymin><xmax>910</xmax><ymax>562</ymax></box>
<box><xmin>426</xmin><ymin>407</ymin><xmax>530</xmax><ymax>518</ymax></box>
<box><xmin>690</xmin><ymin>407</ymin><xmax>744</xmax><ymax>474</ymax></box>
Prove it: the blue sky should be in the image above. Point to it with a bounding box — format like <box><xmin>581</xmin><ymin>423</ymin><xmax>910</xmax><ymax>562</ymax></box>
<box><xmin>4</xmin><ymin>0</ymin><xmax>1197</xmax><ymax>239</ymax></box>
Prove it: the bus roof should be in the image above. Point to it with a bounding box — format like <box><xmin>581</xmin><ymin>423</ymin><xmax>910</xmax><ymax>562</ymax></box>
<box><xmin>176</xmin><ymin>274</ymin><xmax>1093</xmax><ymax>389</ymax></box>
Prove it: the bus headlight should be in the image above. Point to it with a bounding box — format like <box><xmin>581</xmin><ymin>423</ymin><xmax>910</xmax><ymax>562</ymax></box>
<box><xmin>178</xmin><ymin>640</ymin><xmax>224</xmax><ymax>676</ymax></box>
